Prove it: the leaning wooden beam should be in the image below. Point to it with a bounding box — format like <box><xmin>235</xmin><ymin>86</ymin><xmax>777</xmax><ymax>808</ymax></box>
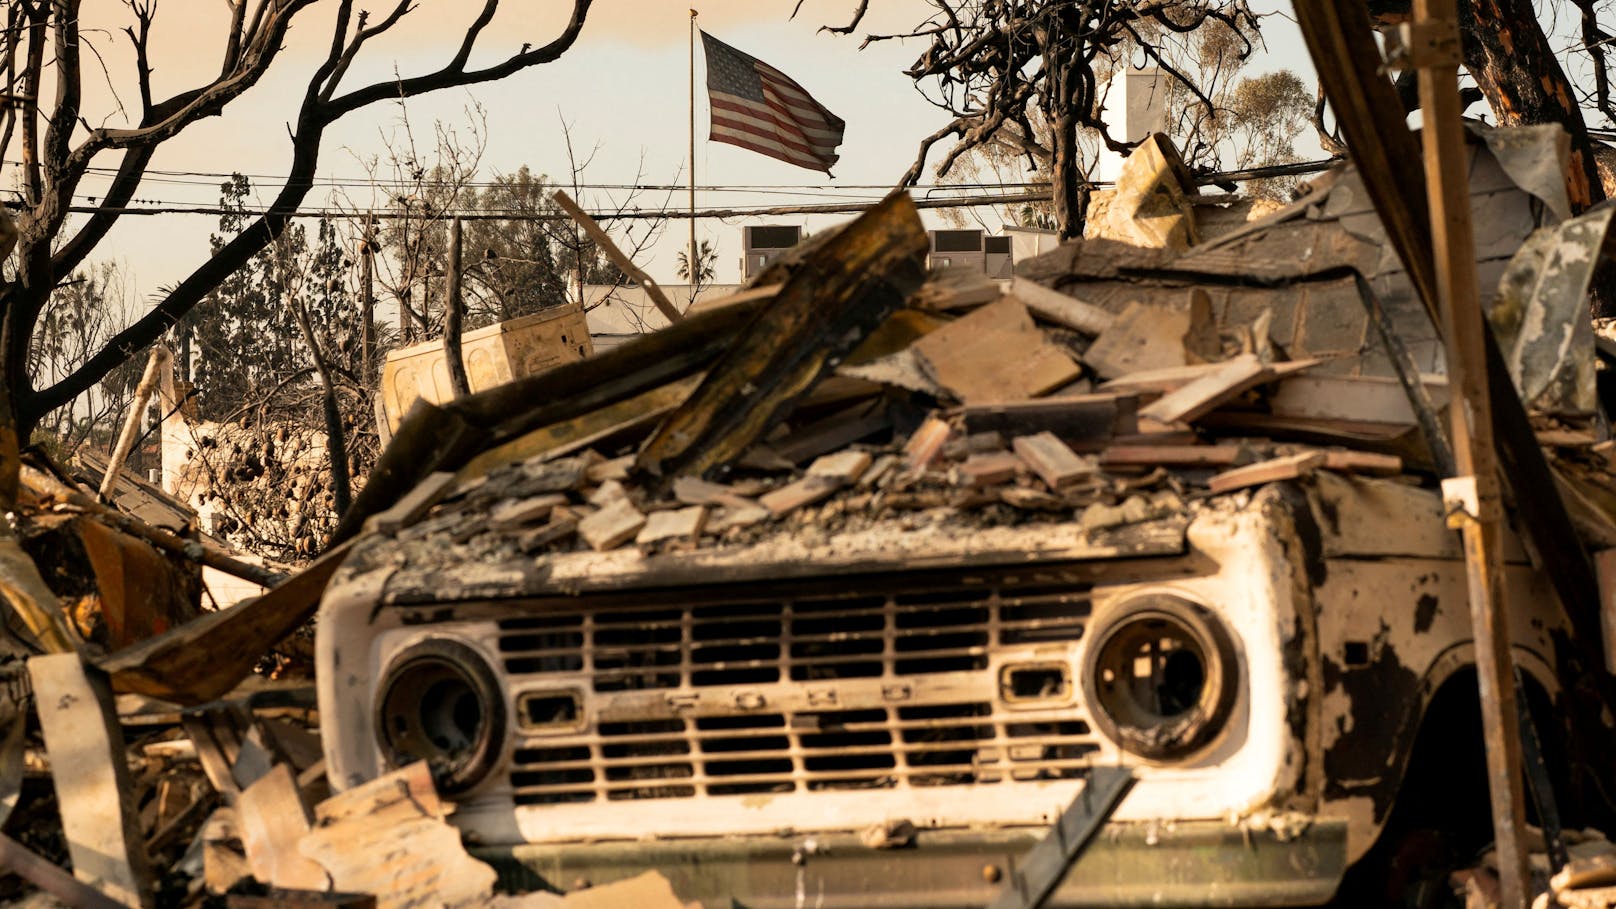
<box><xmin>99</xmin><ymin>347</ymin><xmax>170</xmax><ymax>502</ymax></box>
<box><xmin>24</xmin><ymin>465</ymin><xmax>287</xmax><ymax>589</ymax></box>
<box><xmin>99</xmin><ymin>540</ymin><xmax>355</xmax><ymax>705</ymax></box>
<box><xmin>635</xmin><ymin>192</ymin><xmax>929</xmax><ymax>484</ymax></box>
<box><xmin>553</xmin><ymin>190</ymin><xmax>683</xmax><ymax>324</ymax></box>
<box><xmin>30</xmin><ymin>654</ymin><xmax>155</xmax><ymax>908</ymax></box>
<box><xmin>1413</xmin><ymin>2</ymin><xmax>1530</xmax><ymax>902</ymax></box>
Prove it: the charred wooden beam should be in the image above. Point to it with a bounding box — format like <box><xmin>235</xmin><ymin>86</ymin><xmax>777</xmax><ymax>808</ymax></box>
<box><xmin>330</xmin><ymin>297</ymin><xmax>766</xmax><ymax>546</ymax></box>
<box><xmin>635</xmin><ymin>191</ymin><xmax>928</xmax><ymax>485</ymax></box>
<box><xmin>99</xmin><ymin>540</ymin><xmax>355</xmax><ymax>705</ymax></box>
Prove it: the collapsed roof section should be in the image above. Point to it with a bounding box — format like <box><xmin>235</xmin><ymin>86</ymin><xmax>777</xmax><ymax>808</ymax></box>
<box><xmin>325</xmin><ymin>128</ymin><xmax>1615</xmax><ymax>609</ymax></box>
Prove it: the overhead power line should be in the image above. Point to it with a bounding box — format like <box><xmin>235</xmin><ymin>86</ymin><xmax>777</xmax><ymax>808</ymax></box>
<box><xmin>3</xmin><ymin>157</ymin><xmax>1341</xmax><ymax>220</ymax></box>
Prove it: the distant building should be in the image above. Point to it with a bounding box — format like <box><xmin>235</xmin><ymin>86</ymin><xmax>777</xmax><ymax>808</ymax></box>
<box><xmin>741</xmin><ymin>224</ymin><xmax>803</xmax><ymax>282</ymax></box>
<box><xmin>1096</xmin><ymin>66</ymin><xmax>1168</xmax><ymax>183</ymax></box>
<box><xmin>926</xmin><ymin>229</ymin><xmax>1014</xmax><ymax>277</ymax></box>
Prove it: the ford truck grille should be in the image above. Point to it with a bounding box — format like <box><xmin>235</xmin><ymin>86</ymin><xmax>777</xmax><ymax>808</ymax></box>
<box><xmin>495</xmin><ymin>585</ymin><xmax>1098</xmax><ymax>804</ymax></box>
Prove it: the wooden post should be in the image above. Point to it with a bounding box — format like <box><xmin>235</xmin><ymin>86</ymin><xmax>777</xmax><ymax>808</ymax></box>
<box><xmin>1411</xmin><ymin>4</ymin><xmax>1531</xmax><ymax>905</ymax></box>
<box><xmin>99</xmin><ymin>346</ymin><xmax>170</xmax><ymax>501</ymax></box>
<box><xmin>552</xmin><ymin>190</ymin><xmax>684</xmax><ymax>324</ymax></box>
<box><xmin>442</xmin><ymin>217</ymin><xmax>471</xmax><ymax>398</ymax></box>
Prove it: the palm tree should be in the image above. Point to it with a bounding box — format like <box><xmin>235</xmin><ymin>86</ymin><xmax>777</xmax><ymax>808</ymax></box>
<box><xmin>675</xmin><ymin>239</ymin><xmax>718</xmax><ymax>307</ymax></box>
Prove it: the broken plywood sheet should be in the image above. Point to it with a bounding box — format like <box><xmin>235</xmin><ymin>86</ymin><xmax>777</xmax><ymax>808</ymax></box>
<box><xmin>911</xmin><ymin>298</ymin><xmax>1082</xmax><ymax>403</ymax></box>
<box><xmin>1081</xmin><ymin>292</ymin><xmax>1217</xmax><ymax>380</ymax></box>
<box><xmin>300</xmin><ymin>762</ymin><xmax>496</xmax><ymax>909</ymax></box>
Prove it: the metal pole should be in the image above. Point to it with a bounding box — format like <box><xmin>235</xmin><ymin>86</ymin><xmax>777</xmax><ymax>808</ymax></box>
<box><xmin>1410</xmin><ymin>4</ymin><xmax>1531</xmax><ymax>905</ymax></box>
<box><xmin>689</xmin><ymin>8</ymin><xmax>699</xmax><ymax>298</ymax></box>
<box><xmin>361</xmin><ymin>215</ymin><xmax>375</xmax><ymax>383</ymax></box>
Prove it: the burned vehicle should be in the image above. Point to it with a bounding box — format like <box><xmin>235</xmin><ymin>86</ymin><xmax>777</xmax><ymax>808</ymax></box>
<box><xmin>316</xmin><ymin>137</ymin><xmax>1614</xmax><ymax>906</ymax></box>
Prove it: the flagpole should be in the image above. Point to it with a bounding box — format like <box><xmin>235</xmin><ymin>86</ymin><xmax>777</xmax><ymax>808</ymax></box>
<box><xmin>688</xmin><ymin>8</ymin><xmax>698</xmax><ymax>297</ymax></box>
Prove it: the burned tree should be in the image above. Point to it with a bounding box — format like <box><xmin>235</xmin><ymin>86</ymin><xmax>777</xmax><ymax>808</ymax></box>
<box><xmin>809</xmin><ymin>1</ymin><xmax>1262</xmax><ymax>239</ymax></box>
<box><xmin>1367</xmin><ymin>0</ymin><xmax>1607</xmax><ymax>212</ymax></box>
<box><xmin>0</xmin><ymin>1</ymin><xmax>595</xmax><ymax>445</ymax></box>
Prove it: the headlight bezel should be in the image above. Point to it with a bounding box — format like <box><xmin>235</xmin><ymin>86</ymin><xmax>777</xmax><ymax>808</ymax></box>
<box><xmin>1081</xmin><ymin>594</ymin><xmax>1239</xmax><ymax>762</ymax></box>
<box><xmin>374</xmin><ymin>637</ymin><xmax>507</xmax><ymax>795</ymax></box>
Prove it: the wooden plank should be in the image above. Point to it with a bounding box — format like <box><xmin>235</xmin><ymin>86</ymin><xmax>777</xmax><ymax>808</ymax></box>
<box><xmin>903</xmin><ymin>415</ymin><xmax>953</xmax><ymax>471</ymax></box>
<box><xmin>1321</xmin><ymin>450</ymin><xmax>1404</xmax><ymax>475</ymax></box>
<box><xmin>553</xmin><ymin>190</ymin><xmax>680</xmax><ymax>323</ymax></box>
<box><xmin>101</xmin><ymin>540</ymin><xmax>356</xmax><ymax>705</ymax></box>
<box><xmin>634</xmin><ymin>192</ymin><xmax>929</xmax><ymax>485</ymax></box>
<box><xmin>959</xmin><ymin>393</ymin><xmax>1139</xmax><ymax>441</ymax></box>
<box><xmin>672</xmin><ymin>476</ymin><xmax>733</xmax><ymax>506</ymax></box>
<box><xmin>1101</xmin><ymin>356</ymin><xmax>1322</xmax><ymax>398</ymax></box>
<box><xmin>365</xmin><ymin>471</ymin><xmax>456</xmax><ymax>534</ymax></box>
<box><xmin>1137</xmin><ymin>355</ymin><xmax>1269</xmax><ymax>424</ymax></box>
<box><xmin>1207</xmin><ymin>450</ymin><xmax>1326</xmax><ymax>495</ymax></box>
<box><xmin>1412</xmin><ymin>1</ymin><xmax>1529</xmax><ymax>897</ymax></box>
<box><xmin>911</xmin><ymin>297</ymin><xmax>1082</xmax><ymax>403</ymax></box>
<box><xmin>1008</xmin><ymin>277</ymin><xmax>1114</xmax><ymax>334</ymax></box>
<box><xmin>30</xmin><ymin>653</ymin><xmax>155</xmax><ymax>908</ymax></box>
<box><xmin>773</xmin><ymin>403</ymin><xmax>891</xmax><ymax>464</ymax></box>
<box><xmin>759</xmin><ymin>476</ymin><xmax>840</xmax><ymax>516</ymax></box>
<box><xmin>1013</xmin><ymin>433</ymin><xmax>1094</xmax><ymax>490</ymax></box>
<box><xmin>960</xmin><ymin>451</ymin><xmax>1026</xmax><ymax>486</ymax></box>
<box><xmin>453</xmin><ymin>375</ymin><xmax>701</xmax><ymax>484</ymax></box>
<box><xmin>806</xmin><ymin>450</ymin><xmax>873</xmax><ymax>484</ymax></box>
<box><xmin>1099</xmin><ymin>445</ymin><xmax>1248</xmax><ymax>469</ymax></box>
<box><xmin>1080</xmin><ymin>299</ymin><xmax>1213</xmax><ymax>380</ymax></box>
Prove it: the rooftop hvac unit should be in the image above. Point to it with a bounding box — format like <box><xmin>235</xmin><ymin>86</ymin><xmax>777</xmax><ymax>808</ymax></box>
<box><xmin>984</xmin><ymin>235</ymin><xmax>1014</xmax><ymax>278</ymax></box>
<box><xmin>741</xmin><ymin>224</ymin><xmax>803</xmax><ymax>281</ymax></box>
<box><xmin>927</xmin><ymin>229</ymin><xmax>985</xmax><ymax>272</ymax></box>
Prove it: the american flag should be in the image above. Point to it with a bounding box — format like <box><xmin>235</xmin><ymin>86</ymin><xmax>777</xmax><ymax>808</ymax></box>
<box><xmin>702</xmin><ymin>31</ymin><xmax>845</xmax><ymax>175</ymax></box>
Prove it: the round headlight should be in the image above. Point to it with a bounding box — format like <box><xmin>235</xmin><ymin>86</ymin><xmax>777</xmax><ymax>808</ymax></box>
<box><xmin>376</xmin><ymin>638</ymin><xmax>506</xmax><ymax>794</ymax></box>
<box><xmin>1083</xmin><ymin>595</ymin><xmax>1237</xmax><ymax>761</ymax></box>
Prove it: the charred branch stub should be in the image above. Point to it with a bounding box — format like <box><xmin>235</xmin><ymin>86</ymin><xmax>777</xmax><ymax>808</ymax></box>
<box><xmin>820</xmin><ymin>1</ymin><xmax>1262</xmax><ymax>238</ymax></box>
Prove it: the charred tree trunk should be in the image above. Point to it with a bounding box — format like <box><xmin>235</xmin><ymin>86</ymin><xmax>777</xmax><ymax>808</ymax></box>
<box><xmin>1050</xmin><ymin>112</ymin><xmax>1089</xmax><ymax>241</ymax></box>
<box><xmin>1459</xmin><ymin>0</ymin><xmax>1605</xmax><ymax>212</ymax></box>
<box><xmin>443</xmin><ymin>217</ymin><xmax>471</xmax><ymax>398</ymax></box>
<box><xmin>290</xmin><ymin>297</ymin><xmax>351</xmax><ymax>519</ymax></box>
<box><xmin>1369</xmin><ymin>0</ymin><xmax>1606</xmax><ymax>212</ymax></box>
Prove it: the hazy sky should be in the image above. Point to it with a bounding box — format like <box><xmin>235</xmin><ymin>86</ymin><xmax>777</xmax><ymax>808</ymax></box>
<box><xmin>15</xmin><ymin>1</ymin><xmax>1316</xmax><ymax>310</ymax></box>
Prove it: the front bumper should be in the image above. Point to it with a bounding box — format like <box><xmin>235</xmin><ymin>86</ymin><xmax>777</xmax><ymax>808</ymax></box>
<box><xmin>475</xmin><ymin>818</ymin><xmax>1349</xmax><ymax>908</ymax></box>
